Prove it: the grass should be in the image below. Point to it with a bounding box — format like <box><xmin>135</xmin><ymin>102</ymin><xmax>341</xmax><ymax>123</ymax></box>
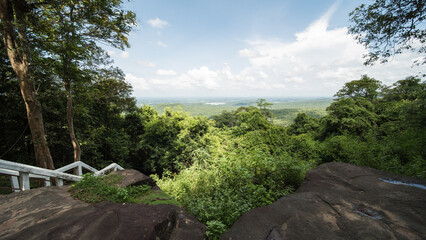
<box><xmin>139</xmin><ymin>189</ymin><xmax>180</xmax><ymax>205</ymax></box>
<box><xmin>69</xmin><ymin>173</ymin><xmax>179</xmax><ymax>205</ymax></box>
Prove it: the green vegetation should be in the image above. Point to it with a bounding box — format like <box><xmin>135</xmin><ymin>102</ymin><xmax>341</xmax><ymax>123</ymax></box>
<box><xmin>148</xmin><ymin>98</ymin><xmax>331</xmax><ymax>126</ymax></box>
<box><xmin>1</xmin><ymin>1</ymin><xmax>425</xmax><ymax>239</ymax></box>
<box><xmin>69</xmin><ymin>173</ymin><xmax>179</xmax><ymax>205</ymax></box>
<box><xmin>138</xmin><ymin>189</ymin><xmax>180</xmax><ymax>205</ymax></box>
<box><xmin>1</xmin><ymin>72</ymin><xmax>424</xmax><ymax>238</ymax></box>
<box><xmin>151</xmin><ymin>75</ymin><xmax>423</xmax><ymax>239</ymax></box>
<box><xmin>70</xmin><ymin>174</ymin><xmax>151</xmax><ymax>203</ymax></box>
<box><xmin>349</xmin><ymin>0</ymin><xmax>425</xmax><ymax>65</ymax></box>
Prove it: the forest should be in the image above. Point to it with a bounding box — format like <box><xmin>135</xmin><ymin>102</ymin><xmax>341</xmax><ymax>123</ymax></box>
<box><xmin>1</xmin><ymin>0</ymin><xmax>425</xmax><ymax>239</ymax></box>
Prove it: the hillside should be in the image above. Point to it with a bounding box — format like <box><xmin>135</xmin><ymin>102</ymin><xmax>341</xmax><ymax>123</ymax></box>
<box><xmin>137</xmin><ymin>97</ymin><xmax>332</xmax><ymax>125</ymax></box>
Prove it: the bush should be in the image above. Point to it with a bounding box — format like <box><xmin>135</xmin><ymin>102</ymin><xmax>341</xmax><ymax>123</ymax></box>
<box><xmin>155</xmin><ymin>147</ymin><xmax>308</xmax><ymax>239</ymax></box>
<box><xmin>69</xmin><ymin>173</ymin><xmax>151</xmax><ymax>203</ymax></box>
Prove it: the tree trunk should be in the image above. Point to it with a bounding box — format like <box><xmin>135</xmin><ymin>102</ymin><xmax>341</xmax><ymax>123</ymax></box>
<box><xmin>62</xmin><ymin>5</ymin><xmax>82</xmax><ymax>165</ymax></box>
<box><xmin>65</xmin><ymin>79</ymin><xmax>81</xmax><ymax>163</ymax></box>
<box><xmin>0</xmin><ymin>0</ymin><xmax>54</xmax><ymax>169</ymax></box>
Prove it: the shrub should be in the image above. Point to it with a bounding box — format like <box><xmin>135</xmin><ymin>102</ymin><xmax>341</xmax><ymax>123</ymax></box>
<box><xmin>69</xmin><ymin>173</ymin><xmax>151</xmax><ymax>203</ymax></box>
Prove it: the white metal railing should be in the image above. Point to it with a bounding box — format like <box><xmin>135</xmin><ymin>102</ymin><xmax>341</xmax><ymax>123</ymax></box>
<box><xmin>94</xmin><ymin>163</ymin><xmax>124</xmax><ymax>176</ymax></box>
<box><xmin>0</xmin><ymin>159</ymin><xmax>123</xmax><ymax>192</ymax></box>
<box><xmin>56</xmin><ymin>161</ymin><xmax>98</xmax><ymax>176</ymax></box>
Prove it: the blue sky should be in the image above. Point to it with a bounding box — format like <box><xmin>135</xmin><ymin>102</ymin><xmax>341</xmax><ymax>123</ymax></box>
<box><xmin>105</xmin><ymin>0</ymin><xmax>424</xmax><ymax>98</ymax></box>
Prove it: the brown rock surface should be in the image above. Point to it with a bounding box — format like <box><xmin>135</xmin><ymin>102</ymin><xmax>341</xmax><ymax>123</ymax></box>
<box><xmin>221</xmin><ymin>162</ymin><xmax>426</xmax><ymax>240</ymax></box>
<box><xmin>0</xmin><ymin>175</ymin><xmax>205</xmax><ymax>240</ymax></box>
<box><xmin>109</xmin><ymin>169</ymin><xmax>157</xmax><ymax>188</ymax></box>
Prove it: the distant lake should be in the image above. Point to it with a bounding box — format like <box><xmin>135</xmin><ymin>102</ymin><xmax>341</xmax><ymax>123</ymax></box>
<box><xmin>206</xmin><ymin>102</ymin><xmax>226</xmax><ymax>106</ymax></box>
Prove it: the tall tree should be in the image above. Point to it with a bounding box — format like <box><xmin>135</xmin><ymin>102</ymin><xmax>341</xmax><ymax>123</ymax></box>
<box><xmin>256</xmin><ymin>98</ymin><xmax>273</xmax><ymax>118</ymax></box>
<box><xmin>334</xmin><ymin>75</ymin><xmax>382</xmax><ymax>102</ymax></box>
<box><xmin>0</xmin><ymin>0</ymin><xmax>54</xmax><ymax>169</ymax></box>
<box><xmin>349</xmin><ymin>0</ymin><xmax>425</xmax><ymax>65</ymax></box>
<box><xmin>38</xmin><ymin>0</ymin><xmax>136</xmax><ymax>163</ymax></box>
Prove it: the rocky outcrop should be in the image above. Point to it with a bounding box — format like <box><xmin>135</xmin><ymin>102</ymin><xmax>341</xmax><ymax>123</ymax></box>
<box><xmin>221</xmin><ymin>162</ymin><xmax>426</xmax><ymax>240</ymax></box>
<box><xmin>109</xmin><ymin>169</ymin><xmax>158</xmax><ymax>188</ymax></box>
<box><xmin>0</xmin><ymin>175</ymin><xmax>205</xmax><ymax>240</ymax></box>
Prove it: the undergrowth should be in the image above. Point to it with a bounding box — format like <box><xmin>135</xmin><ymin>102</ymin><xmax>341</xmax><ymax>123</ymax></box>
<box><xmin>69</xmin><ymin>173</ymin><xmax>152</xmax><ymax>203</ymax></box>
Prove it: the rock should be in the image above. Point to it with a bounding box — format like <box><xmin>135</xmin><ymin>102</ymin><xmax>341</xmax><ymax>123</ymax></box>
<box><xmin>170</xmin><ymin>209</ymin><xmax>207</xmax><ymax>240</ymax></box>
<box><xmin>221</xmin><ymin>162</ymin><xmax>426</xmax><ymax>240</ymax></box>
<box><xmin>109</xmin><ymin>169</ymin><xmax>157</xmax><ymax>188</ymax></box>
<box><xmin>31</xmin><ymin>203</ymin><xmax>203</xmax><ymax>240</ymax></box>
<box><xmin>0</xmin><ymin>186</ymin><xmax>94</xmax><ymax>239</ymax></box>
<box><xmin>0</xmin><ymin>174</ymin><xmax>205</xmax><ymax>240</ymax></box>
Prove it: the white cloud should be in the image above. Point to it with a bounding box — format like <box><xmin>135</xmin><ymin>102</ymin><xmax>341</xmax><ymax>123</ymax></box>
<box><xmin>230</xmin><ymin>4</ymin><xmax>423</xmax><ymax>96</ymax></box>
<box><xmin>188</xmin><ymin>66</ymin><xmax>220</xmax><ymax>89</ymax></box>
<box><xmin>136</xmin><ymin>61</ymin><xmax>157</xmax><ymax>68</ymax></box>
<box><xmin>148</xmin><ymin>74</ymin><xmax>198</xmax><ymax>89</ymax></box>
<box><xmin>125</xmin><ymin>73</ymin><xmax>150</xmax><ymax>91</ymax></box>
<box><xmin>149</xmin><ymin>78</ymin><xmax>168</xmax><ymax>85</ymax></box>
<box><xmin>147</xmin><ymin>18</ymin><xmax>169</xmax><ymax>29</ymax></box>
<box><xmin>120</xmin><ymin>51</ymin><xmax>130</xmax><ymax>58</ymax></box>
<box><xmin>157</xmin><ymin>41</ymin><xmax>168</xmax><ymax>48</ymax></box>
<box><xmin>126</xmin><ymin>3</ymin><xmax>423</xmax><ymax>98</ymax></box>
<box><xmin>157</xmin><ymin>69</ymin><xmax>177</xmax><ymax>76</ymax></box>
<box><xmin>284</xmin><ymin>77</ymin><xmax>305</xmax><ymax>83</ymax></box>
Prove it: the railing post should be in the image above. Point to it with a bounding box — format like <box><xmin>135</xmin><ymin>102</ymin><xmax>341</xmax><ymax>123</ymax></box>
<box><xmin>56</xmin><ymin>178</ymin><xmax>63</xmax><ymax>186</ymax></box>
<box><xmin>10</xmin><ymin>176</ymin><xmax>20</xmax><ymax>192</ymax></box>
<box><xmin>77</xmin><ymin>164</ymin><xmax>82</xmax><ymax>176</ymax></box>
<box><xmin>44</xmin><ymin>177</ymin><xmax>51</xmax><ymax>187</ymax></box>
<box><xmin>19</xmin><ymin>172</ymin><xmax>30</xmax><ymax>191</ymax></box>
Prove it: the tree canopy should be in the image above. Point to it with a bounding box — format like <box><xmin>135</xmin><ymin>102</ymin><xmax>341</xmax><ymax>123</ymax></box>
<box><xmin>0</xmin><ymin>0</ymin><xmax>136</xmax><ymax>168</ymax></box>
<box><xmin>349</xmin><ymin>0</ymin><xmax>425</xmax><ymax>65</ymax></box>
<box><xmin>334</xmin><ymin>75</ymin><xmax>382</xmax><ymax>102</ymax></box>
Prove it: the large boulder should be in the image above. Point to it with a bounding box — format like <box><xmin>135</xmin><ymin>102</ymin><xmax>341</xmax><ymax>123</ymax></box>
<box><xmin>109</xmin><ymin>169</ymin><xmax>158</xmax><ymax>188</ymax></box>
<box><xmin>221</xmin><ymin>162</ymin><xmax>426</xmax><ymax>240</ymax></box>
<box><xmin>0</xmin><ymin>174</ymin><xmax>205</xmax><ymax>240</ymax></box>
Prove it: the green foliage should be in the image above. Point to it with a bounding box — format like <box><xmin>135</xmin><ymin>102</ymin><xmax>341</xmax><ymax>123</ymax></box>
<box><xmin>286</xmin><ymin>134</ymin><xmax>321</xmax><ymax>165</ymax></box>
<box><xmin>155</xmin><ymin>149</ymin><xmax>308</xmax><ymax>239</ymax></box>
<box><xmin>233</xmin><ymin>109</ymin><xmax>271</xmax><ymax>135</ymax></box>
<box><xmin>155</xmin><ymin>118</ymin><xmax>312</xmax><ymax>239</ymax></box>
<box><xmin>138</xmin><ymin>190</ymin><xmax>180</xmax><ymax>206</ymax></box>
<box><xmin>321</xmin><ymin>98</ymin><xmax>378</xmax><ymax>138</ymax></box>
<box><xmin>334</xmin><ymin>75</ymin><xmax>382</xmax><ymax>102</ymax></box>
<box><xmin>288</xmin><ymin>113</ymin><xmax>320</xmax><ymax>135</ymax></box>
<box><xmin>317</xmin><ymin>75</ymin><xmax>425</xmax><ymax>178</ymax></box>
<box><xmin>349</xmin><ymin>0</ymin><xmax>426</xmax><ymax>65</ymax></box>
<box><xmin>256</xmin><ymin>98</ymin><xmax>273</xmax><ymax>118</ymax></box>
<box><xmin>70</xmin><ymin>173</ymin><xmax>151</xmax><ymax>203</ymax></box>
<box><xmin>382</xmin><ymin>77</ymin><xmax>425</xmax><ymax>101</ymax></box>
<box><xmin>2</xmin><ymin>13</ymin><xmax>425</xmax><ymax>238</ymax></box>
<box><xmin>155</xmin><ymin>98</ymin><xmax>331</xmax><ymax>126</ymax></box>
<box><xmin>206</xmin><ymin>220</ymin><xmax>228</xmax><ymax>240</ymax></box>
<box><xmin>211</xmin><ymin>110</ymin><xmax>238</xmax><ymax>128</ymax></box>
<box><xmin>256</xmin><ymin>98</ymin><xmax>273</xmax><ymax>109</ymax></box>
<box><xmin>0</xmin><ymin>42</ymin><xmax>33</xmax><ymax>164</ymax></box>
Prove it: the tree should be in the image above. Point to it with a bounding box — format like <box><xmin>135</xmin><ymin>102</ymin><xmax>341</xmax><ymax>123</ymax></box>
<box><xmin>211</xmin><ymin>110</ymin><xmax>238</xmax><ymax>128</ymax></box>
<box><xmin>75</xmin><ymin>67</ymin><xmax>137</xmax><ymax>168</ymax></box>
<box><xmin>349</xmin><ymin>0</ymin><xmax>425</xmax><ymax>65</ymax></box>
<box><xmin>288</xmin><ymin>113</ymin><xmax>320</xmax><ymax>135</ymax></box>
<box><xmin>321</xmin><ymin>99</ymin><xmax>378</xmax><ymax>138</ymax></box>
<box><xmin>256</xmin><ymin>98</ymin><xmax>273</xmax><ymax>109</ymax></box>
<box><xmin>0</xmin><ymin>39</ymin><xmax>33</xmax><ymax>163</ymax></box>
<box><xmin>382</xmin><ymin>76</ymin><xmax>425</xmax><ymax>101</ymax></box>
<box><xmin>335</xmin><ymin>75</ymin><xmax>382</xmax><ymax>102</ymax></box>
<box><xmin>256</xmin><ymin>98</ymin><xmax>273</xmax><ymax>118</ymax></box>
<box><xmin>38</xmin><ymin>0</ymin><xmax>136</xmax><ymax>164</ymax></box>
<box><xmin>234</xmin><ymin>109</ymin><xmax>271</xmax><ymax>135</ymax></box>
<box><xmin>0</xmin><ymin>0</ymin><xmax>54</xmax><ymax>169</ymax></box>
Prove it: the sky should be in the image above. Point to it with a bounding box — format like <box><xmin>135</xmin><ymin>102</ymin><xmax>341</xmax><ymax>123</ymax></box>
<box><xmin>105</xmin><ymin>0</ymin><xmax>424</xmax><ymax>98</ymax></box>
